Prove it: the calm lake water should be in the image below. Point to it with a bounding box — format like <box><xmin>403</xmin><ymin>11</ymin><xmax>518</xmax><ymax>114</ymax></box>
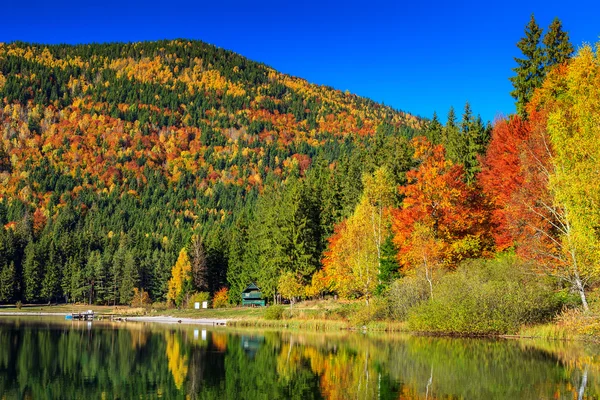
<box><xmin>0</xmin><ymin>317</ymin><xmax>596</xmax><ymax>399</ymax></box>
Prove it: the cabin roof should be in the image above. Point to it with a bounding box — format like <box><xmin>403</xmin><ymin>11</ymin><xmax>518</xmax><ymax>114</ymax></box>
<box><xmin>242</xmin><ymin>283</ymin><xmax>260</xmax><ymax>293</ymax></box>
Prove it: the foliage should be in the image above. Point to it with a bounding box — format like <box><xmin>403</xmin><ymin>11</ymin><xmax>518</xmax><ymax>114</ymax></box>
<box><xmin>264</xmin><ymin>305</ymin><xmax>285</xmax><ymax>320</ymax></box>
<box><xmin>187</xmin><ymin>291</ymin><xmax>210</xmax><ymax>309</ymax></box>
<box><xmin>510</xmin><ymin>15</ymin><xmax>573</xmax><ymax>117</ymax></box>
<box><xmin>0</xmin><ymin>40</ymin><xmax>423</xmax><ymax>306</ymax></box>
<box><xmin>384</xmin><ymin>274</ymin><xmax>430</xmax><ymax>321</ymax></box>
<box><xmin>130</xmin><ymin>287</ymin><xmax>152</xmax><ymax>308</ymax></box>
<box><xmin>212</xmin><ymin>287</ymin><xmax>229</xmax><ymax>308</ymax></box>
<box><xmin>407</xmin><ymin>256</ymin><xmax>561</xmax><ymax>334</ymax></box>
<box><xmin>277</xmin><ymin>272</ymin><xmax>304</xmax><ymax>307</ymax></box>
<box><xmin>167</xmin><ymin>248</ymin><xmax>192</xmax><ymax>308</ymax></box>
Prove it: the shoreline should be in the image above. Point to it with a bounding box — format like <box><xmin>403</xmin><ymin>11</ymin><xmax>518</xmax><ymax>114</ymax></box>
<box><xmin>0</xmin><ymin>312</ymin><xmax>228</xmax><ymax>326</ymax></box>
<box><xmin>124</xmin><ymin>316</ymin><xmax>228</xmax><ymax>326</ymax></box>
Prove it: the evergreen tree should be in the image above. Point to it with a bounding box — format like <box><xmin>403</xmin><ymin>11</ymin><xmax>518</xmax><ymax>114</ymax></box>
<box><xmin>110</xmin><ymin>244</ymin><xmax>125</xmax><ymax>306</ymax></box>
<box><xmin>227</xmin><ymin>217</ymin><xmax>250</xmax><ymax>303</ymax></box>
<box><xmin>425</xmin><ymin>112</ymin><xmax>443</xmax><ymax>145</ymax></box>
<box><xmin>92</xmin><ymin>251</ymin><xmax>107</xmax><ymax>305</ymax></box>
<box><xmin>41</xmin><ymin>244</ymin><xmax>61</xmax><ymax>303</ymax></box>
<box><xmin>543</xmin><ymin>17</ymin><xmax>574</xmax><ymax>69</ymax></box>
<box><xmin>377</xmin><ymin>235</ymin><xmax>401</xmax><ymax>292</ymax></box>
<box><xmin>23</xmin><ymin>241</ymin><xmax>41</xmax><ymax>303</ymax></box>
<box><xmin>444</xmin><ymin>106</ymin><xmax>463</xmax><ymax>164</ymax></box>
<box><xmin>510</xmin><ymin>14</ymin><xmax>545</xmax><ymax>117</ymax></box>
<box><xmin>69</xmin><ymin>258</ymin><xmax>87</xmax><ymax>303</ymax></box>
<box><xmin>0</xmin><ymin>262</ymin><xmax>15</xmax><ymax>303</ymax></box>
<box><xmin>120</xmin><ymin>251</ymin><xmax>137</xmax><ymax>305</ymax></box>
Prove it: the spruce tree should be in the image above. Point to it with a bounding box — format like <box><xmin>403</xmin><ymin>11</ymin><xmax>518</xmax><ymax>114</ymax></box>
<box><xmin>425</xmin><ymin>112</ymin><xmax>443</xmax><ymax>145</ymax></box>
<box><xmin>120</xmin><ymin>251</ymin><xmax>137</xmax><ymax>305</ymax></box>
<box><xmin>543</xmin><ymin>17</ymin><xmax>574</xmax><ymax>70</ymax></box>
<box><xmin>23</xmin><ymin>241</ymin><xmax>41</xmax><ymax>303</ymax></box>
<box><xmin>0</xmin><ymin>262</ymin><xmax>15</xmax><ymax>303</ymax></box>
<box><xmin>444</xmin><ymin>106</ymin><xmax>464</xmax><ymax>165</ymax></box>
<box><xmin>41</xmin><ymin>245</ymin><xmax>60</xmax><ymax>303</ymax></box>
<box><xmin>510</xmin><ymin>14</ymin><xmax>545</xmax><ymax>117</ymax></box>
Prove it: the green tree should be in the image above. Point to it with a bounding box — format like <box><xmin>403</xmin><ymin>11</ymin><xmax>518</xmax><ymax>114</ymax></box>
<box><xmin>40</xmin><ymin>245</ymin><xmax>61</xmax><ymax>303</ymax></box>
<box><xmin>120</xmin><ymin>251</ymin><xmax>138</xmax><ymax>305</ymax></box>
<box><xmin>425</xmin><ymin>112</ymin><xmax>443</xmax><ymax>145</ymax></box>
<box><xmin>543</xmin><ymin>17</ymin><xmax>573</xmax><ymax>70</ymax></box>
<box><xmin>0</xmin><ymin>262</ymin><xmax>15</xmax><ymax>303</ymax></box>
<box><xmin>510</xmin><ymin>14</ymin><xmax>545</xmax><ymax>117</ymax></box>
<box><xmin>23</xmin><ymin>241</ymin><xmax>41</xmax><ymax>303</ymax></box>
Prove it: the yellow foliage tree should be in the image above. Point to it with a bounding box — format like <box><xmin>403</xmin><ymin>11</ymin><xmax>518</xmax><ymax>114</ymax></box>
<box><xmin>544</xmin><ymin>44</ymin><xmax>600</xmax><ymax>310</ymax></box>
<box><xmin>167</xmin><ymin>248</ymin><xmax>192</xmax><ymax>308</ymax></box>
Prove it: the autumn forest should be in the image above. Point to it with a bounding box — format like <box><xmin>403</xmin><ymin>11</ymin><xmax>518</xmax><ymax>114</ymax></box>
<box><xmin>1</xmin><ymin>16</ymin><xmax>598</xmax><ymax>334</ymax></box>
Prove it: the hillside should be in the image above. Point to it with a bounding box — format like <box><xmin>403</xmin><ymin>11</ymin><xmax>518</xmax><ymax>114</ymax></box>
<box><xmin>0</xmin><ymin>40</ymin><xmax>423</xmax><ymax>304</ymax></box>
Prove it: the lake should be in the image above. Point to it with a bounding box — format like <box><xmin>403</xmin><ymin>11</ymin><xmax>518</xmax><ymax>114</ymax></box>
<box><xmin>0</xmin><ymin>317</ymin><xmax>596</xmax><ymax>399</ymax></box>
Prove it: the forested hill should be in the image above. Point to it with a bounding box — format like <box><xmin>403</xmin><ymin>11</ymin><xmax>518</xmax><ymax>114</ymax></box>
<box><xmin>0</xmin><ymin>39</ymin><xmax>432</xmax><ymax>304</ymax></box>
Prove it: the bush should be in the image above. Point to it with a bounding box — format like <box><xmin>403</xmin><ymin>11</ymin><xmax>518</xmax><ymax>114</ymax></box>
<box><xmin>16</xmin><ymin>301</ymin><xmax>22</xmax><ymax>309</ymax></box>
<box><xmin>407</xmin><ymin>255</ymin><xmax>561</xmax><ymax>335</ymax></box>
<box><xmin>187</xmin><ymin>292</ymin><xmax>210</xmax><ymax>309</ymax></box>
<box><xmin>212</xmin><ymin>287</ymin><xmax>229</xmax><ymax>308</ymax></box>
<box><xmin>264</xmin><ymin>305</ymin><xmax>285</xmax><ymax>320</ymax></box>
<box><xmin>131</xmin><ymin>288</ymin><xmax>152</xmax><ymax>308</ymax></box>
<box><xmin>151</xmin><ymin>302</ymin><xmax>168</xmax><ymax>311</ymax></box>
<box><xmin>384</xmin><ymin>275</ymin><xmax>430</xmax><ymax>320</ymax></box>
<box><xmin>324</xmin><ymin>302</ymin><xmax>361</xmax><ymax>320</ymax></box>
<box><xmin>348</xmin><ymin>299</ymin><xmax>388</xmax><ymax>327</ymax></box>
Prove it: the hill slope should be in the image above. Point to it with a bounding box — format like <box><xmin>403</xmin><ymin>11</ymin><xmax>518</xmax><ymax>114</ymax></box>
<box><xmin>0</xmin><ymin>40</ymin><xmax>422</xmax><ymax>304</ymax></box>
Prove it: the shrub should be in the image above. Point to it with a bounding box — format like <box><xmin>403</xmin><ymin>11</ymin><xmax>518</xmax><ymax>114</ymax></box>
<box><xmin>407</xmin><ymin>255</ymin><xmax>561</xmax><ymax>335</ymax></box>
<box><xmin>325</xmin><ymin>302</ymin><xmax>361</xmax><ymax>320</ymax></box>
<box><xmin>151</xmin><ymin>302</ymin><xmax>168</xmax><ymax>311</ymax></box>
<box><xmin>16</xmin><ymin>301</ymin><xmax>22</xmax><ymax>309</ymax></box>
<box><xmin>264</xmin><ymin>305</ymin><xmax>285</xmax><ymax>320</ymax></box>
<box><xmin>212</xmin><ymin>287</ymin><xmax>229</xmax><ymax>308</ymax></box>
<box><xmin>348</xmin><ymin>298</ymin><xmax>388</xmax><ymax>327</ymax></box>
<box><xmin>131</xmin><ymin>288</ymin><xmax>152</xmax><ymax>308</ymax></box>
<box><xmin>384</xmin><ymin>274</ymin><xmax>430</xmax><ymax>320</ymax></box>
<box><xmin>188</xmin><ymin>292</ymin><xmax>210</xmax><ymax>309</ymax></box>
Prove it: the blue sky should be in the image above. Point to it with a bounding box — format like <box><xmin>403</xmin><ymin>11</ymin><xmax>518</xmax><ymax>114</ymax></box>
<box><xmin>3</xmin><ymin>0</ymin><xmax>599</xmax><ymax>122</ymax></box>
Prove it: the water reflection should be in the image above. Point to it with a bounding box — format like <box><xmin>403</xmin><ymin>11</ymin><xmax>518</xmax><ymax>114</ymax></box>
<box><xmin>0</xmin><ymin>317</ymin><xmax>597</xmax><ymax>399</ymax></box>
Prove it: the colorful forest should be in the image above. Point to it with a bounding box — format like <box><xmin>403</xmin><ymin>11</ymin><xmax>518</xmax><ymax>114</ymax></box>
<box><xmin>1</xmin><ymin>16</ymin><xmax>599</xmax><ymax>334</ymax></box>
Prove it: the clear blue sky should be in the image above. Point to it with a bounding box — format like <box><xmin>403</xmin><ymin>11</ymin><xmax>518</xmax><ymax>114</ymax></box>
<box><xmin>3</xmin><ymin>0</ymin><xmax>599</xmax><ymax>122</ymax></box>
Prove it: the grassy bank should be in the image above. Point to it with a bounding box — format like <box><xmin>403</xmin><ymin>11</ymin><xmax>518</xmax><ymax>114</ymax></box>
<box><xmin>1</xmin><ymin>300</ymin><xmax>598</xmax><ymax>339</ymax></box>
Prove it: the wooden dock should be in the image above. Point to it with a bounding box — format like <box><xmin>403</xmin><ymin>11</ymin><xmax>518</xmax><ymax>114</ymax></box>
<box><xmin>68</xmin><ymin>311</ymin><xmax>95</xmax><ymax>321</ymax></box>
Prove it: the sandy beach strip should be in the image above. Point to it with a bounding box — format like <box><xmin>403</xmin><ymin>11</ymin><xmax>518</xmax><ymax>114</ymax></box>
<box><xmin>123</xmin><ymin>316</ymin><xmax>228</xmax><ymax>326</ymax></box>
<box><xmin>0</xmin><ymin>312</ymin><xmax>69</xmax><ymax>316</ymax></box>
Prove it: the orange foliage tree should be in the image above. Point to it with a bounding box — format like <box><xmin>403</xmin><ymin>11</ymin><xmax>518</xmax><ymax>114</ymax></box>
<box><xmin>392</xmin><ymin>137</ymin><xmax>490</xmax><ymax>296</ymax></box>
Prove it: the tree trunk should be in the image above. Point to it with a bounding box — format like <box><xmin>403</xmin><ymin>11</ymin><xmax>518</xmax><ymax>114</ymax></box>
<box><xmin>425</xmin><ymin>265</ymin><xmax>433</xmax><ymax>301</ymax></box>
<box><xmin>575</xmin><ymin>276</ymin><xmax>589</xmax><ymax>312</ymax></box>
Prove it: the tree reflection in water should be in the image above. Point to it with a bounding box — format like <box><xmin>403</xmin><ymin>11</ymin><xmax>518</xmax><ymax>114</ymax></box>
<box><xmin>0</xmin><ymin>318</ymin><xmax>597</xmax><ymax>399</ymax></box>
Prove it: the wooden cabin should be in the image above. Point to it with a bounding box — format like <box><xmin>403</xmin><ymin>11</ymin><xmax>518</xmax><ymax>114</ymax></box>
<box><xmin>241</xmin><ymin>283</ymin><xmax>266</xmax><ymax>306</ymax></box>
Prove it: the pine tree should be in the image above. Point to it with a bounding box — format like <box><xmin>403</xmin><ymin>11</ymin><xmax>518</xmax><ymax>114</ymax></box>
<box><xmin>543</xmin><ymin>17</ymin><xmax>574</xmax><ymax>70</ymax></box>
<box><xmin>0</xmin><ymin>262</ymin><xmax>15</xmax><ymax>303</ymax></box>
<box><xmin>92</xmin><ymin>251</ymin><xmax>107</xmax><ymax>305</ymax></box>
<box><xmin>120</xmin><ymin>251</ymin><xmax>137</xmax><ymax>305</ymax></box>
<box><xmin>23</xmin><ymin>241</ymin><xmax>41</xmax><ymax>303</ymax></box>
<box><xmin>41</xmin><ymin>245</ymin><xmax>60</xmax><ymax>303</ymax></box>
<box><xmin>444</xmin><ymin>106</ymin><xmax>464</xmax><ymax>165</ymax></box>
<box><xmin>510</xmin><ymin>14</ymin><xmax>545</xmax><ymax>117</ymax></box>
<box><xmin>425</xmin><ymin>112</ymin><xmax>443</xmax><ymax>145</ymax></box>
